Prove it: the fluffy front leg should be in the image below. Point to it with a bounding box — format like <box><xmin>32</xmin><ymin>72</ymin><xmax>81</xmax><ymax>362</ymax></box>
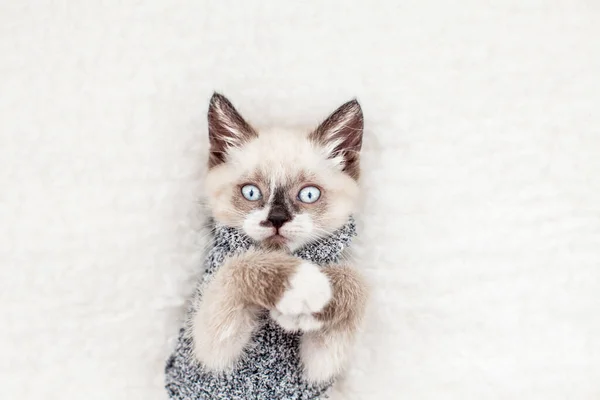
<box><xmin>300</xmin><ymin>265</ymin><xmax>368</xmax><ymax>383</ymax></box>
<box><xmin>192</xmin><ymin>248</ymin><xmax>303</xmax><ymax>371</ymax></box>
<box><xmin>191</xmin><ymin>270</ymin><xmax>261</xmax><ymax>372</ymax></box>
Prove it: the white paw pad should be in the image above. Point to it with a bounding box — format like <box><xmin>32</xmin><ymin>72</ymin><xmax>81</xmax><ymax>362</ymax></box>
<box><xmin>271</xmin><ymin>262</ymin><xmax>331</xmax><ymax>332</ymax></box>
<box><xmin>270</xmin><ymin>309</ymin><xmax>324</xmax><ymax>332</ymax></box>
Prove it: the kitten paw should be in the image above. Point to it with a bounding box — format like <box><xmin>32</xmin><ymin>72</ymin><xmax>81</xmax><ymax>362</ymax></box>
<box><xmin>300</xmin><ymin>331</ymin><xmax>352</xmax><ymax>383</ymax></box>
<box><xmin>270</xmin><ymin>309</ymin><xmax>324</xmax><ymax>332</ymax></box>
<box><xmin>271</xmin><ymin>262</ymin><xmax>331</xmax><ymax>332</ymax></box>
<box><xmin>192</xmin><ymin>302</ymin><xmax>259</xmax><ymax>371</ymax></box>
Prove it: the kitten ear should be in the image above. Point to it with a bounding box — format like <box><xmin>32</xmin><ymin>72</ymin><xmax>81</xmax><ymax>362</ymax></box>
<box><xmin>207</xmin><ymin>93</ymin><xmax>257</xmax><ymax>168</ymax></box>
<box><xmin>309</xmin><ymin>99</ymin><xmax>363</xmax><ymax>180</ymax></box>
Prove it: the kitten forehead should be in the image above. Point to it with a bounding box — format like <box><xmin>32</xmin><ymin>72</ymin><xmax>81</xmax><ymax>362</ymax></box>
<box><xmin>227</xmin><ymin>128</ymin><xmax>333</xmax><ymax>184</ymax></box>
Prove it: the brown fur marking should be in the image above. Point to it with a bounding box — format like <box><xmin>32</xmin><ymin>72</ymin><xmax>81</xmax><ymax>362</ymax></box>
<box><xmin>221</xmin><ymin>248</ymin><xmax>301</xmax><ymax>309</ymax></box>
<box><xmin>230</xmin><ymin>172</ymin><xmax>270</xmax><ymax>214</ymax></box>
<box><xmin>315</xmin><ymin>265</ymin><xmax>368</xmax><ymax>331</ymax></box>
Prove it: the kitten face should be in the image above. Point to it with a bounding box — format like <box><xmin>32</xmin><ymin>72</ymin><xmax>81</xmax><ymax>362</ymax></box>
<box><xmin>205</xmin><ymin>94</ymin><xmax>363</xmax><ymax>251</ymax></box>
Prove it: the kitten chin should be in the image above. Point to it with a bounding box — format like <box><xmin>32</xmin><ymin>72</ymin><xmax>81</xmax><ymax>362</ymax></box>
<box><xmin>261</xmin><ymin>236</ymin><xmax>289</xmax><ymax>251</ymax></box>
<box><xmin>204</xmin><ymin>93</ymin><xmax>363</xmax><ymax>250</ymax></box>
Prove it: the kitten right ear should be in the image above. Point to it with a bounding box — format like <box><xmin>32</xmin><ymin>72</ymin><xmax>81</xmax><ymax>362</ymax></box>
<box><xmin>309</xmin><ymin>99</ymin><xmax>363</xmax><ymax>180</ymax></box>
<box><xmin>207</xmin><ymin>93</ymin><xmax>257</xmax><ymax>168</ymax></box>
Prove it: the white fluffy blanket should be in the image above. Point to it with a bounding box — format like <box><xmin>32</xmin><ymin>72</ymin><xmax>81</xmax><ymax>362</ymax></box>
<box><xmin>1</xmin><ymin>1</ymin><xmax>599</xmax><ymax>399</ymax></box>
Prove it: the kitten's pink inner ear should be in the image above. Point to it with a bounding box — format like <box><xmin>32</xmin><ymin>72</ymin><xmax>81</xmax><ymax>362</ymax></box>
<box><xmin>309</xmin><ymin>99</ymin><xmax>364</xmax><ymax>180</ymax></box>
<box><xmin>207</xmin><ymin>93</ymin><xmax>257</xmax><ymax>168</ymax></box>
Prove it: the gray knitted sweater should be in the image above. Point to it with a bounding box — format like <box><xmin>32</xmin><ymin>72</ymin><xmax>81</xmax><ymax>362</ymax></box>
<box><xmin>165</xmin><ymin>219</ymin><xmax>356</xmax><ymax>400</ymax></box>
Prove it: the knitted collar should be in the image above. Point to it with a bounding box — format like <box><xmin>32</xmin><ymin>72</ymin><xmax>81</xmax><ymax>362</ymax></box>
<box><xmin>205</xmin><ymin>217</ymin><xmax>357</xmax><ymax>277</ymax></box>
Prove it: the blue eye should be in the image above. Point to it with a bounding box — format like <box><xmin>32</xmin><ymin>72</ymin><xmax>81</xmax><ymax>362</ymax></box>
<box><xmin>298</xmin><ymin>186</ymin><xmax>321</xmax><ymax>203</ymax></box>
<box><xmin>241</xmin><ymin>184</ymin><xmax>262</xmax><ymax>201</ymax></box>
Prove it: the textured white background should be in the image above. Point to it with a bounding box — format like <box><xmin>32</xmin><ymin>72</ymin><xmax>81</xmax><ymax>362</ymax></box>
<box><xmin>1</xmin><ymin>1</ymin><xmax>599</xmax><ymax>399</ymax></box>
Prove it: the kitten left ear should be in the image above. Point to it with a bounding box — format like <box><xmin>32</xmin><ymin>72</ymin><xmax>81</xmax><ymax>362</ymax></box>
<box><xmin>309</xmin><ymin>99</ymin><xmax>363</xmax><ymax>180</ymax></box>
<box><xmin>207</xmin><ymin>93</ymin><xmax>257</xmax><ymax>168</ymax></box>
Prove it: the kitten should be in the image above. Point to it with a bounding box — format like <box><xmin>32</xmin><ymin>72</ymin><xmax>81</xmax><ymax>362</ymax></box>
<box><xmin>192</xmin><ymin>93</ymin><xmax>368</xmax><ymax>383</ymax></box>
